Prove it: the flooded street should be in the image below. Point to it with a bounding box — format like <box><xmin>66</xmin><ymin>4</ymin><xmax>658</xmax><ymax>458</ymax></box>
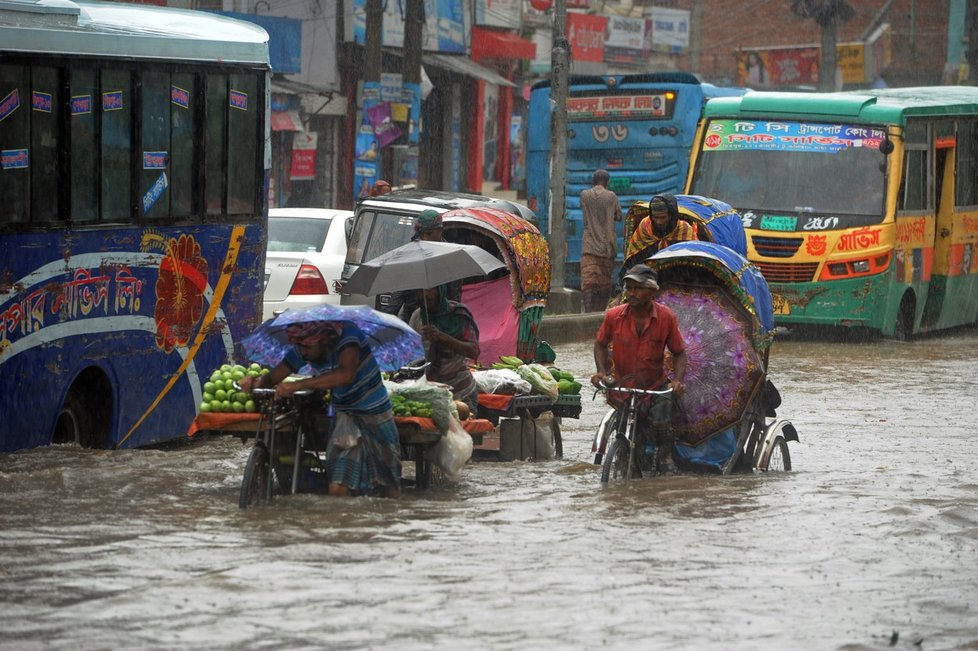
<box><xmin>2</xmin><ymin>330</ymin><xmax>977</xmax><ymax>650</ymax></box>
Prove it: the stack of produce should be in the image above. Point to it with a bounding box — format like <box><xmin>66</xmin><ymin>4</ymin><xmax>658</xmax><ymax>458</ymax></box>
<box><xmin>489</xmin><ymin>356</ymin><xmax>560</xmax><ymax>399</ymax></box>
<box><xmin>200</xmin><ymin>363</ymin><xmax>269</xmax><ymax>413</ymax></box>
<box><xmin>547</xmin><ymin>368</ymin><xmax>582</xmax><ymax>395</ymax></box>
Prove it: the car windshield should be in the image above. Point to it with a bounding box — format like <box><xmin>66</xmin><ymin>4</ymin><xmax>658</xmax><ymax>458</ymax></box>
<box><xmin>268</xmin><ymin>217</ymin><xmax>331</xmax><ymax>253</ymax></box>
<box><xmin>689</xmin><ymin>119</ymin><xmax>888</xmax><ymax>223</ymax></box>
<box><xmin>347</xmin><ymin>210</ymin><xmax>416</xmax><ymax>265</ymax></box>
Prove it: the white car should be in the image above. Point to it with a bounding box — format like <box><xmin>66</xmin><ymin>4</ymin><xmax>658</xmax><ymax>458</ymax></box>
<box><xmin>263</xmin><ymin>208</ymin><xmax>353</xmax><ymax>320</ymax></box>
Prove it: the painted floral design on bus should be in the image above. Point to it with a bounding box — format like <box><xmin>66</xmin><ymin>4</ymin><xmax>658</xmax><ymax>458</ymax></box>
<box><xmin>141</xmin><ymin>231</ymin><xmax>209</xmax><ymax>353</ymax></box>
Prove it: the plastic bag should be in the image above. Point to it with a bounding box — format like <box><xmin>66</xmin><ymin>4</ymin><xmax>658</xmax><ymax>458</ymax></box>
<box><xmin>472</xmin><ymin>368</ymin><xmax>532</xmax><ymax>395</ymax></box>
<box><xmin>426</xmin><ymin>416</ymin><xmax>473</xmax><ymax>482</ymax></box>
<box><xmin>385</xmin><ymin>377</ymin><xmax>455</xmax><ymax>431</ymax></box>
<box><xmin>331</xmin><ymin>411</ymin><xmax>361</xmax><ymax>449</ymax></box>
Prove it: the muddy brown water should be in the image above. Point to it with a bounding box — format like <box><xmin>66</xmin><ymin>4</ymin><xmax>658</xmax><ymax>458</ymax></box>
<box><xmin>1</xmin><ymin>331</ymin><xmax>977</xmax><ymax>650</ymax></box>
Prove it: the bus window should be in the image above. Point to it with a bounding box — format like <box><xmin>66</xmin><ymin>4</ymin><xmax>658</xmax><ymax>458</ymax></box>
<box><xmin>0</xmin><ymin>64</ymin><xmax>29</xmax><ymax>224</ymax></box>
<box><xmin>70</xmin><ymin>65</ymin><xmax>98</xmax><ymax>223</ymax></box>
<box><xmin>101</xmin><ymin>68</ymin><xmax>132</xmax><ymax>223</ymax></box>
<box><xmin>899</xmin><ymin>149</ymin><xmax>928</xmax><ymax>212</ymax></box>
<box><xmin>31</xmin><ymin>65</ymin><xmax>61</xmax><ymax>224</ymax></box>
<box><xmin>956</xmin><ymin>120</ymin><xmax>977</xmax><ymax>207</ymax></box>
<box><xmin>170</xmin><ymin>72</ymin><xmax>195</xmax><ymax>218</ymax></box>
<box><xmin>227</xmin><ymin>73</ymin><xmax>259</xmax><ymax>215</ymax></box>
<box><xmin>205</xmin><ymin>73</ymin><xmax>227</xmax><ymax>215</ymax></box>
<box><xmin>141</xmin><ymin>70</ymin><xmax>171</xmax><ymax>219</ymax></box>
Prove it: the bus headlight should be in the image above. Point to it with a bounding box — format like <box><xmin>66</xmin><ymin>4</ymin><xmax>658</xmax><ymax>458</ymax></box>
<box><xmin>819</xmin><ymin>253</ymin><xmax>891</xmax><ymax>280</ymax></box>
<box><xmin>851</xmin><ymin>260</ymin><xmax>870</xmax><ymax>273</ymax></box>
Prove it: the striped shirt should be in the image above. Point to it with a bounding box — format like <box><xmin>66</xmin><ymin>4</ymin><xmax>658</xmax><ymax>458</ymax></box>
<box><xmin>284</xmin><ymin>323</ymin><xmax>392</xmax><ymax>415</ymax></box>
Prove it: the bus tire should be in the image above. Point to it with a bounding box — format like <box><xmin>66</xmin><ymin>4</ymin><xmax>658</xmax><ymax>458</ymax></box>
<box><xmin>894</xmin><ymin>293</ymin><xmax>915</xmax><ymax>341</ymax></box>
<box><xmin>54</xmin><ymin>374</ymin><xmax>111</xmax><ymax>448</ymax></box>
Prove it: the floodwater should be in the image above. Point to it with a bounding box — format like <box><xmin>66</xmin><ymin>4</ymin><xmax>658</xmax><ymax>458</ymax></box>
<box><xmin>2</xmin><ymin>330</ymin><xmax>977</xmax><ymax>651</ymax></box>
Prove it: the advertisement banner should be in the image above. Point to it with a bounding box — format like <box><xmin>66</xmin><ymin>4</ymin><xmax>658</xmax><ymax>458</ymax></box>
<box><xmin>702</xmin><ymin>119</ymin><xmax>886</xmax><ymax>153</ymax></box>
<box><xmin>567</xmin><ymin>13</ymin><xmax>607</xmax><ymax>63</ymax></box>
<box><xmin>366</xmin><ymin>101</ymin><xmax>402</xmax><ymax>148</ymax></box>
<box><xmin>474</xmin><ymin>0</ymin><xmax>521</xmax><ymax>28</ymax></box>
<box><xmin>290</xmin><ymin>131</ymin><xmax>317</xmax><ymax>181</ymax></box>
<box><xmin>346</xmin><ymin>0</ymin><xmax>467</xmax><ymax>53</ymax></box>
<box><xmin>649</xmin><ymin>7</ymin><xmax>689</xmax><ymax>50</ymax></box>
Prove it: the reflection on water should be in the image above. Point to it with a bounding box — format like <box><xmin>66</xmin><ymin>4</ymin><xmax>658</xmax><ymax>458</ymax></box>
<box><xmin>2</xmin><ymin>330</ymin><xmax>977</xmax><ymax>649</ymax></box>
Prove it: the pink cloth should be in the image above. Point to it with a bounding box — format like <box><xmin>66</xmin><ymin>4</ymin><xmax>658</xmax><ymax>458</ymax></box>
<box><xmin>462</xmin><ymin>277</ymin><xmax>519</xmax><ymax>366</ymax></box>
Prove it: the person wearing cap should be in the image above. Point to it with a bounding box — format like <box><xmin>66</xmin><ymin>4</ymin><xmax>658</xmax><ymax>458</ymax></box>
<box><xmin>623</xmin><ymin>194</ymin><xmax>697</xmax><ymax>273</ymax></box>
<box><xmin>580</xmin><ymin>169</ymin><xmax>622</xmax><ymax>312</ymax></box>
<box><xmin>377</xmin><ymin>209</ymin><xmax>462</xmax><ymax>321</ymax></box>
<box><xmin>237</xmin><ymin>321</ymin><xmax>402</xmax><ymax>498</ymax></box>
<box><xmin>592</xmin><ymin>264</ymin><xmax>687</xmax><ymax>474</ymax></box>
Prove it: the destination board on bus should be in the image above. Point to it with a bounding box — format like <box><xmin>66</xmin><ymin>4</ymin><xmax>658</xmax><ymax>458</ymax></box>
<box><xmin>567</xmin><ymin>94</ymin><xmax>670</xmax><ymax>121</ymax></box>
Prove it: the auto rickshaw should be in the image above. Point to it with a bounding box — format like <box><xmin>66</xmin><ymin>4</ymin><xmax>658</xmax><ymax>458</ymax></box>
<box><xmin>441</xmin><ymin>207</ymin><xmax>551</xmax><ymax>364</ymax></box>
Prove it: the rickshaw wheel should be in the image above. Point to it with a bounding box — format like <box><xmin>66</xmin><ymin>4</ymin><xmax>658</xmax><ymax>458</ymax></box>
<box><xmin>240</xmin><ymin>443</ymin><xmax>272</xmax><ymax>509</ymax></box>
<box><xmin>601</xmin><ymin>438</ymin><xmax>637</xmax><ymax>483</ymax></box>
<box><xmin>761</xmin><ymin>437</ymin><xmax>791</xmax><ymax>472</ymax></box>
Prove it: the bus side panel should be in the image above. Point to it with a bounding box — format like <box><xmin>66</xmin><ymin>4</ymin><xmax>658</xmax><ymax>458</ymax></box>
<box><xmin>0</xmin><ymin>223</ymin><xmax>264</xmax><ymax>452</ymax></box>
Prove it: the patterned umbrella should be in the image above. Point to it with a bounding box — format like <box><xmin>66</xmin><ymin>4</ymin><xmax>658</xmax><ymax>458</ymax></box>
<box><xmin>661</xmin><ymin>287</ymin><xmax>766</xmax><ymax>447</ymax></box>
<box><xmin>241</xmin><ymin>304</ymin><xmax>424</xmax><ymax>373</ymax></box>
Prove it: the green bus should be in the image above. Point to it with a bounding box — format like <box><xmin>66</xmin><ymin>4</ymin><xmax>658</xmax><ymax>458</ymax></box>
<box><xmin>685</xmin><ymin>87</ymin><xmax>978</xmax><ymax>338</ymax></box>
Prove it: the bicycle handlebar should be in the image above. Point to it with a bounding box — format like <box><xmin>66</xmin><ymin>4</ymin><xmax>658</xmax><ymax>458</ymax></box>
<box><xmin>231</xmin><ymin>380</ymin><xmax>314</xmax><ymax>398</ymax></box>
<box><xmin>595</xmin><ymin>382</ymin><xmax>674</xmax><ymax>398</ymax></box>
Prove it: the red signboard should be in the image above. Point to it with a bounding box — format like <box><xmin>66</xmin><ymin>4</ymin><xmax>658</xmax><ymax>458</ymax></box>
<box><xmin>567</xmin><ymin>13</ymin><xmax>607</xmax><ymax>63</ymax></box>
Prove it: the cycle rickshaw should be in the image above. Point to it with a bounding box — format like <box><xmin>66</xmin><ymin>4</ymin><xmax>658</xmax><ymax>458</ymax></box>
<box><xmin>593</xmin><ymin>240</ymin><xmax>798</xmax><ymax>481</ymax></box>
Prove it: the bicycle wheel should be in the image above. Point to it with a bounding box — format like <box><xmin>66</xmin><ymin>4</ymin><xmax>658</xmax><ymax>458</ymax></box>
<box><xmin>760</xmin><ymin>437</ymin><xmax>792</xmax><ymax>472</ymax></box>
<box><xmin>601</xmin><ymin>437</ymin><xmax>634</xmax><ymax>483</ymax></box>
<box><xmin>239</xmin><ymin>442</ymin><xmax>271</xmax><ymax>509</ymax></box>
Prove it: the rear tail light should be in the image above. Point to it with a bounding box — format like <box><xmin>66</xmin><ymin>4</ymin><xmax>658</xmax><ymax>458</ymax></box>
<box><xmin>289</xmin><ymin>264</ymin><xmax>329</xmax><ymax>295</ymax></box>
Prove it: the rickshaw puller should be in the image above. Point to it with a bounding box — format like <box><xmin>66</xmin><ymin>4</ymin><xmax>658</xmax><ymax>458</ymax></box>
<box><xmin>591</xmin><ymin>265</ymin><xmax>687</xmax><ymax>473</ymax></box>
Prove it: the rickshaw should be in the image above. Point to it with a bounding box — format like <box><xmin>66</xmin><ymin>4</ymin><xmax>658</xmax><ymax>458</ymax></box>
<box><xmin>441</xmin><ymin>207</ymin><xmax>552</xmax><ymax>364</ymax></box>
<box><xmin>621</xmin><ymin>194</ymin><xmax>748</xmax><ymax>272</ymax></box>
<box><xmin>592</xmin><ymin>240</ymin><xmax>798</xmax><ymax>477</ymax></box>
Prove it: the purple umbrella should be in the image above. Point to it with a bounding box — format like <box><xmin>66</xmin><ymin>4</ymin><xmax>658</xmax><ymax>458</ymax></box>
<box><xmin>242</xmin><ymin>304</ymin><xmax>424</xmax><ymax>373</ymax></box>
<box><xmin>660</xmin><ymin>287</ymin><xmax>766</xmax><ymax>447</ymax></box>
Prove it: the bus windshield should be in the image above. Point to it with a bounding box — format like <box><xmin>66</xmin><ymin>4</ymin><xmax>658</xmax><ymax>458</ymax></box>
<box><xmin>690</xmin><ymin>119</ymin><xmax>888</xmax><ymax>222</ymax></box>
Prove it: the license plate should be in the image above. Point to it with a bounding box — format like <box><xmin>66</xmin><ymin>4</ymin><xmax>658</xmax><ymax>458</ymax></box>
<box><xmin>771</xmin><ymin>293</ymin><xmax>790</xmax><ymax>315</ymax></box>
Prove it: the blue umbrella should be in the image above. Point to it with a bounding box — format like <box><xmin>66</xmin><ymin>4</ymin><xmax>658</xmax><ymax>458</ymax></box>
<box><xmin>242</xmin><ymin>304</ymin><xmax>424</xmax><ymax>373</ymax></box>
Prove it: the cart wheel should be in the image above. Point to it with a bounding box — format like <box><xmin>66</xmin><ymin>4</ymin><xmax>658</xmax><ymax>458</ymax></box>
<box><xmin>239</xmin><ymin>443</ymin><xmax>271</xmax><ymax>509</ymax></box>
<box><xmin>760</xmin><ymin>437</ymin><xmax>792</xmax><ymax>472</ymax></box>
<box><xmin>601</xmin><ymin>437</ymin><xmax>637</xmax><ymax>484</ymax></box>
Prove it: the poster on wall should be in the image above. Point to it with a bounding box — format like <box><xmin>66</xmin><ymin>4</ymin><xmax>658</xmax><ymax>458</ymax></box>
<box><xmin>354</xmin><ymin>160</ymin><xmax>378</xmax><ymax>199</ymax></box>
<box><xmin>567</xmin><ymin>13</ymin><xmax>607</xmax><ymax>63</ymax></box>
<box><xmin>482</xmin><ymin>83</ymin><xmax>499</xmax><ymax>183</ymax></box>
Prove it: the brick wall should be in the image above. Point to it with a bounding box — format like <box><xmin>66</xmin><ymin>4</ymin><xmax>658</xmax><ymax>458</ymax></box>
<box><xmin>669</xmin><ymin>0</ymin><xmax>951</xmax><ymax>88</ymax></box>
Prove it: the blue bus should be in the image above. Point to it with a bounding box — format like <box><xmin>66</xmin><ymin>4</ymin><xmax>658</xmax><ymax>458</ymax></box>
<box><xmin>0</xmin><ymin>1</ymin><xmax>271</xmax><ymax>451</ymax></box>
<box><xmin>526</xmin><ymin>72</ymin><xmax>746</xmax><ymax>287</ymax></box>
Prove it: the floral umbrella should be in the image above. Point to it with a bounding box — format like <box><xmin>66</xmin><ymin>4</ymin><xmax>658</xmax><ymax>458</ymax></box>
<box><xmin>241</xmin><ymin>304</ymin><xmax>424</xmax><ymax>373</ymax></box>
<box><xmin>661</xmin><ymin>287</ymin><xmax>766</xmax><ymax>447</ymax></box>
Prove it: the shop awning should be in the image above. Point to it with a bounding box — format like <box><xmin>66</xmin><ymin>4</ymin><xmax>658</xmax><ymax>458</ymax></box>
<box><xmin>471</xmin><ymin>27</ymin><xmax>536</xmax><ymax>61</ymax></box>
<box><xmin>422</xmin><ymin>53</ymin><xmax>516</xmax><ymax>88</ymax></box>
<box><xmin>271</xmin><ymin>110</ymin><xmax>304</xmax><ymax>132</ymax></box>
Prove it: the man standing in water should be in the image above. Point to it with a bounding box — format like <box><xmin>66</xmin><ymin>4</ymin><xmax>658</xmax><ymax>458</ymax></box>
<box><xmin>591</xmin><ymin>264</ymin><xmax>687</xmax><ymax>473</ymax></box>
<box><xmin>579</xmin><ymin>169</ymin><xmax>622</xmax><ymax>312</ymax></box>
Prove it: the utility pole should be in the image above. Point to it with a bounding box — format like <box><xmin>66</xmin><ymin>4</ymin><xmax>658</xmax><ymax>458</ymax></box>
<box><xmin>790</xmin><ymin>0</ymin><xmax>853</xmax><ymax>91</ymax></box>
<box><xmin>549</xmin><ymin>0</ymin><xmax>576</xmax><ymax>311</ymax></box>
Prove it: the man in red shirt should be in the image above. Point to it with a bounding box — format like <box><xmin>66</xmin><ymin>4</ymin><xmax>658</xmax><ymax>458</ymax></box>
<box><xmin>591</xmin><ymin>264</ymin><xmax>687</xmax><ymax>473</ymax></box>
